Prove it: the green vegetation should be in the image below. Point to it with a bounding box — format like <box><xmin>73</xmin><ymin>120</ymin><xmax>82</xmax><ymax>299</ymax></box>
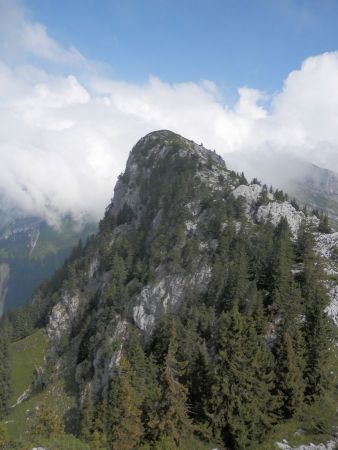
<box><xmin>9</xmin><ymin>329</ymin><xmax>47</xmax><ymax>402</ymax></box>
<box><xmin>0</xmin><ymin>132</ymin><xmax>337</xmax><ymax>449</ymax></box>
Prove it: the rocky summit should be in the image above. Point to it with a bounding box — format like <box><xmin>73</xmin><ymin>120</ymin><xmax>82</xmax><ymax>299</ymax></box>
<box><xmin>1</xmin><ymin>130</ymin><xmax>338</xmax><ymax>450</ymax></box>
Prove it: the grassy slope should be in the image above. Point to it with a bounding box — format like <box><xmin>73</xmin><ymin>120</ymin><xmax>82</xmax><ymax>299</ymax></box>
<box><xmin>9</xmin><ymin>329</ymin><xmax>48</xmax><ymax>402</ymax></box>
<box><xmin>7</xmin><ymin>329</ymin><xmax>79</xmax><ymax>444</ymax></box>
<box><xmin>7</xmin><ymin>329</ymin><xmax>48</xmax><ymax>437</ymax></box>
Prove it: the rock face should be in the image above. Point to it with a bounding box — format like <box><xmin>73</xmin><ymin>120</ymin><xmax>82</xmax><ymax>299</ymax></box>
<box><xmin>47</xmin><ymin>292</ymin><xmax>81</xmax><ymax>353</ymax></box>
<box><xmin>43</xmin><ymin>129</ymin><xmax>332</xmax><ymax>403</ymax></box>
<box><xmin>315</xmin><ymin>232</ymin><xmax>338</xmax><ymax>325</ymax></box>
<box><xmin>277</xmin><ymin>439</ymin><xmax>338</xmax><ymax>450</ymax></box>
<box><xmin>0</xmin><ymin>263</ymin><xmax>10</xmax><ymax>316</ymax></box>
<box><xmin>227</xmin><ymin>150</ymin><xmax>338</xmax><ymax>230</ymax></box>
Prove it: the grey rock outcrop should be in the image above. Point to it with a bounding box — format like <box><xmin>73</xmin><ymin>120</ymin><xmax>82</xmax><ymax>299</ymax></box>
<box><xmin>0</xmin><ymin>263</ymin><xmax>9</xmax><ymax>317</ymax></box>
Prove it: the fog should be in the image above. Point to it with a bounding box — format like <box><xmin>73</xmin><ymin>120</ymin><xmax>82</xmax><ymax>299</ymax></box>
<box><xmin>1</xmin><ymin>0</ymin><xmax>338</xmax><ymax>226</ymax></box>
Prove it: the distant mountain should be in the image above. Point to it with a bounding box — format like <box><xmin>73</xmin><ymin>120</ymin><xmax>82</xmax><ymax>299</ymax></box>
<box><xmin>0</xmin><ymin>215</ymin><xmax>96</xmax><ymax>315</ymax></box>
<box><xmin>287</xmin><ymin>162</ymin><xmax>338</xmax><ymax>228</ymax></box>
<box><xmin>227</xmin><ymin>151</ymin><xmax>338</xmax><ymax>229</ymax></box>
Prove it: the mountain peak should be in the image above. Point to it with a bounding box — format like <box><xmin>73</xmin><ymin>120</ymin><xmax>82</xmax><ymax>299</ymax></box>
<box><xmin>108</xmin><ymin>130</ymin><xmax>229</xmax><ymax>225</ymax></box>
<box><xmin>130</xmin><ymin>129</ymin><xmax>224</xmax><ymax>168</ymax></box>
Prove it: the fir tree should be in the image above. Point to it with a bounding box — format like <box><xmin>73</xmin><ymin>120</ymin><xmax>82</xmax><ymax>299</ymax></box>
<box><xmin>271</xmin><ymin>218</ymin><xmax>301</xmax><ymax>328</ymax></box>
<box><xmin>188</xmin><ymin>343</ymin><xmax>213</xmax><ymax>424</ymax></box>
<box><xmin>108</xmin><ymin>354</ymin><xmax>143</xmax><ymax>450</ymax></box>
<box><xmin>274</xmin><ymin>332</ymin><xmax>305</xmax><ymax>418</ymax></box>
<box><xmin>299</xmin><ymin>226</ymin><xmax>332</xmax><ymax>401</ymax></box>
<box><xmin>211</xmin><ymin>308</ymin><xmax>276</xmax><ymax>448</ymax></box>
<box><xmin>227</xmin><ymin>234</ymin><xmax>250</xmax><ymax>311</ymax></box>
<box><xmin>80</xmin><ymin>384</ymin><xmax>94</xmax><ymax>442</ymax></box>
<box><xmin>154</xmin><ymin>321</ymin><xmax>194</xmax><ymax>447</ymax></box>
<box><xmin>318</xmin><ymin>213</ymin><xmax>331</xmax><ymax>234</ymax></box>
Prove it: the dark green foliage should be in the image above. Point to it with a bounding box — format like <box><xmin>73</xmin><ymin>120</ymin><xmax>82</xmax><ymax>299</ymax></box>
<box><xmin>274</xmin><ymin>189</ymin><xmax>287</xmax><ymax>202</ymax></box>
<box><xmin>271</xmin><ymin>218</ymin><xmax>301</xmax><ymax>325</ymax></box>
<box><xmin>0</xmin><ymin>326</ymin><xmax>11</xmax><ymax>419</ymax></box>
<box><xmin>210</xmin><ymin>308</ymin><xmax>276</xmax><ymax>449</ymax></box>
<box><xmin>318</xmin><ymin>213</ymin><xmax>331</xmax><ymax>233</ymax></box>
<box><xmin>274</xmin><ymin>332</ymin><xmax>305</xmax><ymax>418</ymax></box>
<box><xmin>297</xmin><ymin>226</ymin><xmax>333</xmax><ymax>401</ymax></box>
<box><xmin>1</xmin><ymin>132</ymin><xmax>336</xmax><ymax>449</ymax></box>
<box><xmin>152</xmin><ymin>321</ymin><xmax>194</xmax><ymax>447</ymax></box>
<box><xmin>107</xmin><ymin>354</ymin><xmax>143</xmax><ymax>450</ymax></box>
<box><xmin>80</xmin><ymin>385</ymin><xmax>95</xmax><ymax>442</ymax></box>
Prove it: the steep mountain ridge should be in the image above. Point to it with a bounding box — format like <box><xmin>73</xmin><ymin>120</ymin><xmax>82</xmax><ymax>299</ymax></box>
<box><xmin>1</xmin><ymin>130</ymin><xmax>337</xmax><ymax>449</ymax></box>
<box><xmin>46</xmin><ymin>130</ymin><xmax>235</xmax><ymax>395</ymax></box>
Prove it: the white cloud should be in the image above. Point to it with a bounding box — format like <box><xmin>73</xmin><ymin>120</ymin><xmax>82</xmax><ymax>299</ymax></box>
<box><xmin>0</xmin><ymin>1</ymin><xmax>338</xmax><ymax>225</ymax></box>
<box><xmin>0</xmin><ymin>0</ymin><xmax>88</xmax><ymax>68</ymax></box>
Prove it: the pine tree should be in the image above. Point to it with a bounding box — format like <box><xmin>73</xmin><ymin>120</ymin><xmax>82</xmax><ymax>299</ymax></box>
<box><xmin>274</xmin><ymin>332</ymin><xmax>305</xmax><ymax>418</ymax></box>
<box><xmin>303</xmin><ymin>284</ymin><xmax>332</xmax><ymax>401</ymax></box>
<box><xmin>108</xmin><ymin>354</ymin><xmax>143</xmax><ymax>450</ymax></box>
<box><xmin>242</xmin><ymin>316</ymin><xmax>277</xmax><ymax>441</ymax></box>
<box><xmin>299</xmin><ymin>226</ymin><xmax>332</xmax><ymax>401</ymax></box>
<box><xmin>252</xmin><ymin>221</ymin><xmax>274</xmax><ymax>292</ymax></box>
<box><xmin>155</xmin><ymin>321</ymin><xmax>194</xmax><ymax>447</ymax></box>
<box><xmin>271</xmin><ymin>218</ymin><xmax>302</xmax><ymax>330</ymax></box>
<box><xmin>188</xmin><ymin>343</ymin><xmax>212</xmax><ymax>424</ymax></box>
<box><xmin>211</xmin><ymin>308</ymin><xmax>276</xmax><ymax>449</ymax></box>
<box><xmin>227</xmin><ymin>234</ymin><xmax>250</xmax><ymax>311</ymax></box>
<box><xmin>318</xmin><ymin>213</ymin><xmax>331</xmax><ymax>234</ymax></box>
<box><xmin>127</xmin><ymin>328</ymin><xmax>162</xmax><ymax>442</ymax></box>
<box><xmin>80</xmin><ymin>384</ymin><xmax>94</xmax><ymax>442</ymax></box>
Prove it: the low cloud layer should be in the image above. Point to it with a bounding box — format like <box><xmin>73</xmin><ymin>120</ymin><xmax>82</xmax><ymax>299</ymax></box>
<box><xmin>1</xmin><ymin>0</ymin><xmax>338</xmax><ymax>225</ymax></box>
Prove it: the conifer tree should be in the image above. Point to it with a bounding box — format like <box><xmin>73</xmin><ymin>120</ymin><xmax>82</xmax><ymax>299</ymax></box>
<box><xmin>274</xmin><ymin>332</ymin><xmax>305</xmax><ymax>418</ymax></box>
<box><xmin>80</xmin><ymin>384</ymin><xmax>94</xmax><ymax>442</ymax></box>
<box><xmin>271</xmin><ymin>218</ymin><xmax>298</xmax><ymax>321</ymax></box>
<box><xmin>299</xmin><ymin>226</ymin><xmax>332</xmax><ymax>401</ymax></box>
<box><xmin>127</xmin><ymin>328</ymin><xmax>162</xmax><ymax>442</ymax></box>
<box><xmin>212</xmin><ymin>308</ymin><xmax>276</xmax><ymax>448</ymax></box>
<box><xmin>303</xmin><ymin>284</ymin><xmax>332</xmax><ymax>401</ymax></box>
<box><xmin>252</xmin><ymin>221</ymin><xmax>274</xmax><ymax>292</ymax></box>
<box><xmin>318</xmin><ymin>213</ymin><xmax>331</xmax><ymax>234</ymax></box>
<box><xmin>188</xmin><ymin>343</ymin><xmax>213</xmax><ymax>424</ymax></box>
<box><xmin>227</xmin><ymin>235</ymin><xmax>250</xmax><ymax>311</ymax></box>
<box><xmin>243</xmin><ymin>316</ymin><xmax>277</xmax><ymax>440</ymax></box>
<box><xmin>155</xmin><ymin>321</ymin><xmax>194</xmax><ymax>447</ymax></box>
<box><xmin>108</xmin><ymin>354</ymin><xmax>143</xmax><ymax>450</ymax></box>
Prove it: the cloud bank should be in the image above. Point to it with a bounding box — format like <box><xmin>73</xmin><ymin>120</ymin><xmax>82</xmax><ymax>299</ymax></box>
<box><xmin>1</xmin><ymin>0</ymin><xmax>338</xmax><ymax>225</ymax></box>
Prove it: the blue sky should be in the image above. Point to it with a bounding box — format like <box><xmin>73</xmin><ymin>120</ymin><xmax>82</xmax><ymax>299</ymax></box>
<box><xmin>27</xmin><ymin>0</ymin><xmax>338</xmax><ymax>94</ymax></box>
<box><xmin>1</xmin><ymin>0</ymin><xmax>338</xmax><ymax>223</ymax></box>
